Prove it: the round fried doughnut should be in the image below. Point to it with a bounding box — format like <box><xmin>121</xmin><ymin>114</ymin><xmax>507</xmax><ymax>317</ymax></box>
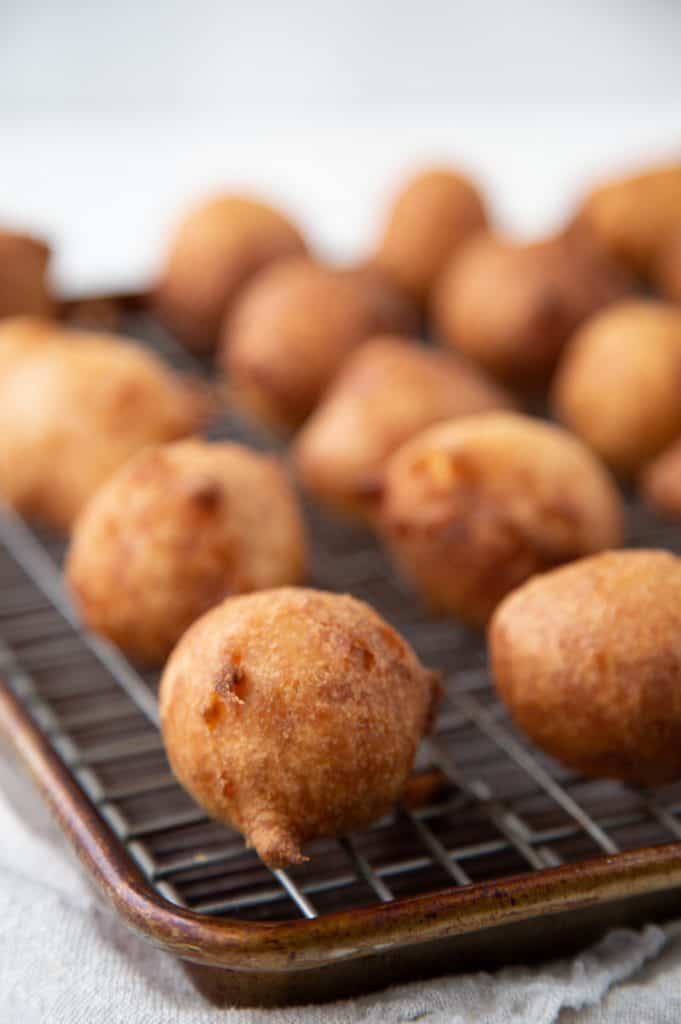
<box><xmin>67</xmin><ymin>440</ymin><xmax>306</xmax><ymax>664</ymax></box>
<box><xmin>160</xmin><ymin>588</ymin><xmax>439</xmax><ymax>866</ymax></box>
<box><xmin>490</xmin><ymin>549</ymin><xmax>681</xmax><ymax>785</ymax></box>
<box><xmin>378</xmin><ymin>412</ymin><xmax>623</xmax><ymax>626</ymax></box>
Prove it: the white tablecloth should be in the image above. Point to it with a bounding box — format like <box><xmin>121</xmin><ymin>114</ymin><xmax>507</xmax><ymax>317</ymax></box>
<box><xmin>2</xmin><ymin>750</ymin><xmax>680</xmax><ymax>1024</ymax></box>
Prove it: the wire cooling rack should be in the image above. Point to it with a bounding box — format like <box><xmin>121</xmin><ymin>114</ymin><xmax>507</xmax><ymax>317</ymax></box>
<box><xmin>3</xmin><ymin>309</ymin><xmax>681</xmax><ymax>1002</ymax></box>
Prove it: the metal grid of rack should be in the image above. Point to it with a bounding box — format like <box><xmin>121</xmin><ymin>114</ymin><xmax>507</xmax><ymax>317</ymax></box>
<box><xmin>3</xmin><ymin>311</ymin><xmax>681</xmax><ymax>928</ymax></box>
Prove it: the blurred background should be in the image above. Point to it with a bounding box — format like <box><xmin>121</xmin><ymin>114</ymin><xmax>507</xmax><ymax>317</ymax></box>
<box><xmin>2</xmin><ymin>0</ymin><xmax>680</xmax><ymax>294</ymax></box>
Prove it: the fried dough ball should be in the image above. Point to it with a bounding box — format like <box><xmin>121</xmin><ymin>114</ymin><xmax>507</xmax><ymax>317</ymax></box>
<box><xmin>222</xmin><ymin>257</ymin><xmax>417</xmax><ymax>433</ymax></box>
<box><xmin>378</xmin><ymin>412</ymin><xmax>623</xmax><ymax>627</ymax></box>
<box><xmin>640</xmin><ymin>437</ymin><xmax>681</xmax><ymax>519</ymax></box>
<box><xmin>293</xmin><ymin>335</ymin><xmax>514</xmax><ymax>520</ymax></box>
<box><xmin>653</xmin><ymin>229</ymin><xmax>681</xmax><ymax>302</ymax></box>
<box><xmin>159</xmin><ymin>587</ymin><xmax>439</xmax><ymax>867</ymax></box>
<box><xmin>154</xmin><ymin>194</ymin><xmax>307</xmax><ymax>352</ymax></box>
<box><xmin>0</xmin><ymin>230</ymin><xmax>53</xmax><ymax>319</ymax></box>
<box><xmin>431</xmin><ymin>231</ymin><xmax>633</xmax><ymax>387</ymax></box>
<box><xmin>490</xmin><ymin>550</ymin><xmax>681</xmax><ymax>785</ymax></box>
<box><xmin>67</xmin><ymin>441</ymin><xmax>306</xmax><ymax>664</ymax></box>
<box><xmin>0</xmin><ymin>319</ymin><xmax>211</xmax><ymax>530</ymax></box>
<box><xmin>553</xmin><ymin>300</ymin><xmax>681</xmax><ymax>476</ymax></box>
<box><xmin>0</xmin><ymin>314</ymin><xmax>51</xmax><ymax>366</ymax></box>
<box><xmin>574</xmin><ymin>163</ymin><xmax>681</xmax><ymax>278</ymax></box>
<box><xmin>373</xmin><ymin>167</ymin><xmax>488</xmax><ymax>303</ymax></box>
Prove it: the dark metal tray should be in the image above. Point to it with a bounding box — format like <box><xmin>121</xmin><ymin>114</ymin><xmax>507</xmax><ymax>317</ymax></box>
<box><xmin>2</xmin><ymin>300</ymin><xmax>681</xmax><ymax>1006</ymax></box>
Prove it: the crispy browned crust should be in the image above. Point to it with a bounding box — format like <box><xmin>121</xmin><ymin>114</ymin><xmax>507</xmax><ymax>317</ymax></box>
<box><xmin>66</xmin><ymin>440</ymin><xmax>307</xmax><ymax>665</ymax></box>
<box><xmin>0</xmin><ymin>319</ymin><xmax>212</xmax><ymax>530</ymax></box>
<box><xmin>378</xmin><ymin>412</ymin><xmax>623</xmax><ymax>626</ymax></box>
<box><xmin>0</xmin><ymin>230</ymin><xmax>53</xmax><ymax>319</ymax></box>
<box><xmin>221</xmin><ymin>258</ymin><xmax>417</xmax><ymax>433</ymax></box>
<box><xmin>153</xmin><ymin>195</ymin><xmax>307</xmax><ymax>352</ymax></box>
<box><xmin>553</xmin><ymin>299</ymin><xmax>681</xmax><ymax>476</ymax></box>
<box><xmin>159</xmin><ymin>587</ymin><xmax>438</xmax><ymax>867</ymax></box>
<box><xmin>431</xmin><ymin>230</ymin><xmax>634</xmax><ymax>388</ymax></box>
<box><xmin>490</xmin><ymin>549</ymin><xmax>681</xmax><ymax>785</ymax></box>
<box><xmin>573</xmin><ymin>163</ymin><xmax>681</xmax><ymax>278</ymax></box>
<box><xmin>293</xmin><ymin>334</ymin><xmax>514</xmax><ymax>521</ymax></box>
<box><xmin>373</xmin><ymin>167</ymin><xmax>488</xmax><ymax>303</ymax></box>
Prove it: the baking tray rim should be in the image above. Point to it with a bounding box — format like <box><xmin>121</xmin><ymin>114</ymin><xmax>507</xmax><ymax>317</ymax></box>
<box><xmin>5</xmin><ymin>289</ymin><xmax>681</xmax><ymax>977</ymax></box>
<box><xmin>3</xmin><ymin>676</ymin><xmax>681</xmax><ymax>975</ymax></box>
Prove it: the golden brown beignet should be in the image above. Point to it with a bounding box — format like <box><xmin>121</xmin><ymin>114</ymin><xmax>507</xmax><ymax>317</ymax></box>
<box><xmin>431</xmin><ymin>230</ymin><xmax>633</xmax><ymax>388</ymax></box>
<box><xmin>573</xmin><ymin>162</ymin><xmax>681</xmax><ymax>278</ymax></box>
<box><xmin>160</xmin><ymin>587</ymin><xmax>439</xmax><ymax>867</ymax></box>
<box><xmin>67</xmin><ymin>440</ymin><xmax>306</xmax><ymax>664</ymax></box>
<box><xmin>221</xmin><ymin>257</ymin><xmax>417</xmax><ymax>433</ymax></box>
<box><xmin>0</xmin><ymin>319</ymin><xmax>211</xmax><ymax>530</ymax></box>
<box><xmin>373</xmin><ymin>167</ymin><xmax>488</xmax><ymax>303</ymax></box>
<box><xmin>294</xmin><ymin>334</ymin><xmax>514</xmax><ymax>520</ymax></box>
<box><xmin>378</xmin><ymin>412</ymin><xmax>623</xmax><ymax>626</ymax></box>
<box><xmin>0</xmin><ymin>230</ymin><xmax>53</xmax><ymax>319</ymax></box>
<box><xmin>490</xmin><ymin>549</ymin><xmax>681</xmax><ymax>785</ymax></box>
<box><xmin>553</xmin><ymin>299</ymin><xmax>681</xmax><ymax>476</ymax></box>
<box><xmin>154</xmin><ymin>194</ymin><xmax>307</xmax><ymax>352</ymax></box>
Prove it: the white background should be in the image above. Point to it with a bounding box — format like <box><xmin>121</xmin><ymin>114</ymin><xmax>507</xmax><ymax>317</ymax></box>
<box><xmin>1</xmin><ymin>1</ymin><xmax>680</xmax><ymax>293</ymax></box>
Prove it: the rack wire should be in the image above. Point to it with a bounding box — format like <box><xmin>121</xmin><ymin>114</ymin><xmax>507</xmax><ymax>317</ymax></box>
<box><xmin>3</xmin><ymin>311</ymin><xmax>681</xmax><ymax>927</ymax></box>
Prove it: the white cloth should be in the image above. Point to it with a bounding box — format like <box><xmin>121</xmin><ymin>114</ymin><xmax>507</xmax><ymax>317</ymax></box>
<box><xmin>1</xmin><ymin>752</ymin><xmax>680</xmax><ymax>1023</ymax></box>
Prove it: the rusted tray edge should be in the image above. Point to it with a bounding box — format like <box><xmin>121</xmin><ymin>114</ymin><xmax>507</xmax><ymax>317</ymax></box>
<box><xmin>3</xmin><ymin>677</ymin><xmax>681</xmax><ymax>975</ymax></box>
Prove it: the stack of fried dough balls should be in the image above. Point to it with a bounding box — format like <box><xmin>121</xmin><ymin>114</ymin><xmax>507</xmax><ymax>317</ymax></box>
<box><xmin>378</xmin><ymin>412</ymin><xmax>623</xmax><ymax>626</ymax></box>
<box><xmin>373</xmin><ymin>167</ymin><xmax>488</xmax><ymax>304</ymax></box>
<box><xmin>32</xmin><ymin>156</ymin><xmax>681</xmax><ymax>867</ymax></box>
<box><xmin>0</xmin><ymin>318</ymin><xmax>211</xmax><ymax>530</ymax></box>
<box><xmin>432</xmin><ymin>230</ymin><xmax>633</xmax><ymax>387</ymax></box>
<box><xmin>222</xmin><ymin>257</ymin><xmax>417</xmax><ymax>432</ymax></box>
<box><xmin>0</xmin><ymin>229</ymin><xmax>53</xmax><ymax>319</ymax></box>
<box><xmin>553</xmin><ymin>300</ymin><xmax>681</xmax><ymax>476</ymax></box>
<box><xmin>294</xmin><ymin>334</ymin><xmax>514</xmax><ymax>520</ymax></box>
<box><xmin>154</xmin><ymin>193</ymin><xmax>307</xmax><ymax>352</ymax></box>
<box><xmin>159</xmin><ymin>587</ymin><xmax>439</xmax><ymax>867</ymax></box>
<box><xmin>67</xmin><ymin>440</ymin><xmax>307</xmax><ymax>665</ymax></box>
<box><xmin>490</xmin><ymin>550</ymin><xmax>681</xmax><ymax>785</ymax></box>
